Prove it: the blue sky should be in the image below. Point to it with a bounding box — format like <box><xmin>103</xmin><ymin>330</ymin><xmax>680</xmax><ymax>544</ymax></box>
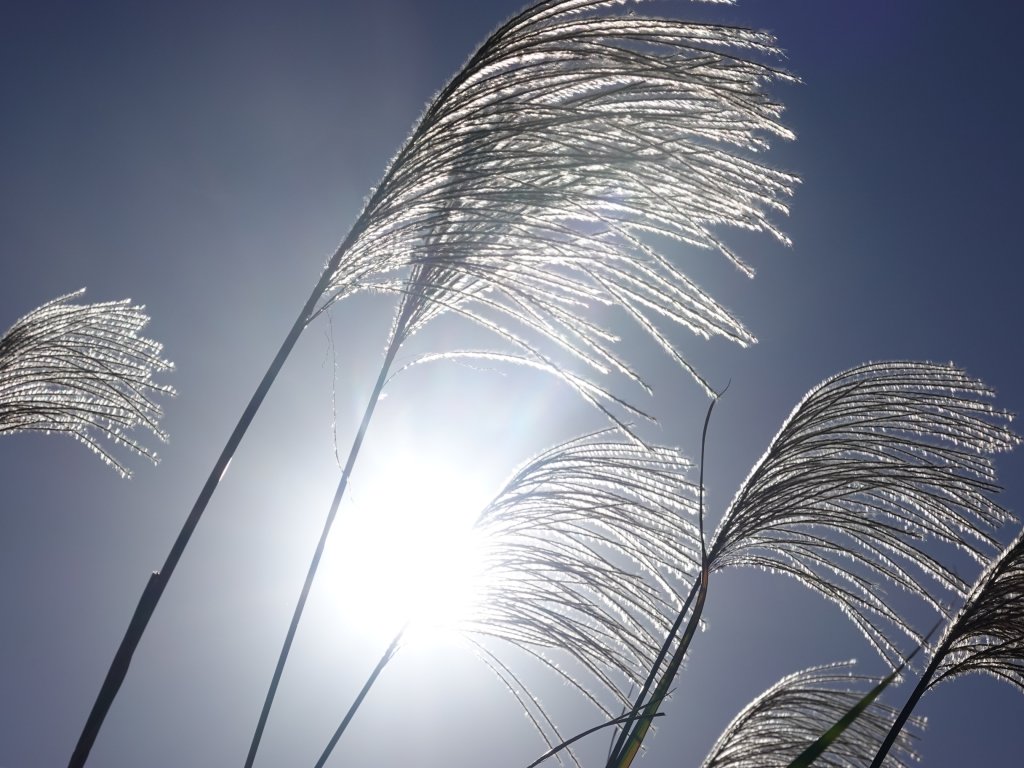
<box><xmin>1</xmin><ymin>1</ymin><xmax>1023</xmax><ymax>766</ymax></box>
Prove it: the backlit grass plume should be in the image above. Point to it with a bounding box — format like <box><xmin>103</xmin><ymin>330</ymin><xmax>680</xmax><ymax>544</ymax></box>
<box><xmin>319</xmin><ymin>0</ymin><xmax>797</xmax><ymax>412</ymax></box>
<box><xmin>467</xmin><ymin>433</ymin><xmax>700</xmax><ymax>728</ymax></box>
<box><xmin>869</xmin><ymin>529</ymin><xmax>1024</xmax><ymax>767</ymax></box>
<box><xmin>930</xmin><ymin>529</ymin><xmax>1024</xmax><ymax>690</ymax></box>
<box><xmin>707</xmin><ymin>361</ymin><xmax>1019</xmax><ymax>666</ymax></box>
<box><xmin>701</xmin><ymin>661</ymin><xmax>922</xmax><ymax>768</ymax></box>
<box><xmin>0</xmin><ymin>289</ymin><xmax>173</xmax><ymax>477</ymax></box>
<box><xmin>314</xmin><ymin>432</ymin><xmax>700</xmax><ymax>767</ymax></box>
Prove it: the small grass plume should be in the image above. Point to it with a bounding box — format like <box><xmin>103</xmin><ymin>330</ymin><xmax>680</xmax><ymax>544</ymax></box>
<box><xmin>702</xmin><ymin>661</ymin><xmax>923</xmax><ymax>768</ymax></box>
<box><xmin>0</xmin><ymin>289</ymin><xmax>174</xmax><ymax>477</ymax></box>
<box><xmin>467</xmin><ymin>432</ymin><xmax>700</xmax><ymax>736</ymax></box>
<box><xmin>927</xmin><ymin>528</ymin><xmax>1024</xmax><ymax>691</ymax></box>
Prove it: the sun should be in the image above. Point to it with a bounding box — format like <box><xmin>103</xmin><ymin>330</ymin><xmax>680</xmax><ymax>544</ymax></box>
<box><xmin>319</xmin><ymin>446</ymin><xmax>494</xmax><ymax>644</ymax></box>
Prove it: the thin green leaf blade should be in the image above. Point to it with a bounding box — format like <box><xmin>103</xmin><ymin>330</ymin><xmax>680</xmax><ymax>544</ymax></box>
<box><xmin>786</xmin><ymin>671</ymin><xmax>897</xmax><ymax>768</ymax></box>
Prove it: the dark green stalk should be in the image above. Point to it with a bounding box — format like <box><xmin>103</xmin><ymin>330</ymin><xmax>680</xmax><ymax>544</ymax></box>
<box><xmin>607</xmin><ymin>396</ymin><xmax>718</xmax><ymax>768</ymax></box>
<box><xmin>525</xmin><ymin>712</ymin><xmax>664</xmax><ymax>768</ymax></box>
<box><xmin>605</xmin><ymin>576</ymin><xmax>701</xmax><ymax>766</ymax></box>
<box><xmin>612</xmin><ymin>566</ymin><xmax>708</xmax><ymax>768</ymax></box>
<box><xmin>313</xmin><ymin>627</ymin><xmax>406</xmax><ymax>768</ymax></box>
<box><xmin>244</xmin><ymin>338</ymin><xmax>402</xmax><ymax>768</ymax></box>
<box><xmin>606</xmin><ymin>396</ymin><xmax>718</xmax><ymax>767</ymax></box>
<box><xmin>787</xmin><ymin>666</ymin><xmax>903</xmax><ymax>768</ymax></box>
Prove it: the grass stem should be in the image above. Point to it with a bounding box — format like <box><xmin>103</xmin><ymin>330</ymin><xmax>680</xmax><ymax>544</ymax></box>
<box><xmin>68</xmin><ymin>260</ymin><xmax>341</xmax><ymax>768</ymax></box>
<box><xmin>868</xmin><ymin>650</ymin><xmax>942</xmax><ymax>768</ymax></box>
<box><xmin>606</xmin><ymin>396</ymin><xmax>719</xmax><ymax>767</ymax></box>
<box><xmin>313</xmin><ymin>627</ymin><xmax>406</xmax><ymax>768</ymax></box>
<box><xmin>243</xmin><ymin>338</ymin><xmax>401</xmax><ymax>768</ymax></box>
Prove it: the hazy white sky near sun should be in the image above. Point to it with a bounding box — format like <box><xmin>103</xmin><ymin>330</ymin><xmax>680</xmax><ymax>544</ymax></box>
<box><xmin>1</xmin><ymin>2</ymin><xmax>1023</xmax><ymax>767</ymax></box>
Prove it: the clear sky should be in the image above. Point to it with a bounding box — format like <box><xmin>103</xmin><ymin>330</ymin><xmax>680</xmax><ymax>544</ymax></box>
<box><xmin>1</xmin><ymin>1</ymin><xmax>1022</xmax><ymax>767</ymax></box>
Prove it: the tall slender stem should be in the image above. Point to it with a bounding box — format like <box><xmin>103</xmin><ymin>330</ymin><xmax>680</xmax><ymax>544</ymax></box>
<box><xmin>243</xmin><ymin>339</ymin><xmax>401</xmax><ymax>768</ymax></box>
<box><xmin>67</xmin><ymin>52</ymin><xmax>431</xmax><ymax>757</ymax></box>
<box><xmin>605</xmin><ymin>575</ymin><xmax>701</xmax><ymax>765</ymax></box>
<box><xmin>313</xmin><ymin>627</ymin><xmax>406</xmax><ymax>768</ymax></box>
<box><xmin>68</xmin><ymin>259</ymin><xmax>341</xmax><ymax>768</ymax></box>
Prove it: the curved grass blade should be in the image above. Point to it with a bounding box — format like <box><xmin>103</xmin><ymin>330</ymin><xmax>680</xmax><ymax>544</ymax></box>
<box><xmin>524</xmin><ymin>711</ymin><xmax>664</xmax><ymax>768</ymax></box>
<box><xmin>784</xmin><ymin>671</ymin><xmax>900</xmax><ymax>768</ymax></box>
<box><xmin>782</xmin><ymin>636</ymin><xmax>931</xmax><ymax>768</ymax></box>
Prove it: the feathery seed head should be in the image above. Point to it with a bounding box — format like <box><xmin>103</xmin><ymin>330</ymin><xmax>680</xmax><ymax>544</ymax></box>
<box><xmin>701</xmin><ymin>661</ymin><xmax>923</xmax><ymax>768</ymax></box>
<box><xmin>929</xmin><ymin>529</ymin><xmax>1024</xmax><ymax>692</ymax></box>
<box><xmin>708</xmin><ymin>361</ymin><xmax>1019</xmax><ymax>666</ymax></box>
<box><xmin>318</xmin><ymin>0</ymin><xmax>796</xmax><ymax>423</ymax></box>
<box><xmin>0</xmin><ymin>289</ymin><xmax>175</xmax><ymax>477</ymax></box>
<box><xmin>457</xmin><ymin>431</ymin><xmax>699</xmax><ymax>754</ymax></box>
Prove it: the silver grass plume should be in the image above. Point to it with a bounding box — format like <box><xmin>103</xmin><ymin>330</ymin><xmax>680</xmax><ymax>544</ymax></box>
<box><xmin>464</xmin><ymin>431</ymin><xmax>700</xmax><ymax>755</ymax></box>
<box><xmin>707</xmin><ymin>361</ymin><xmax>1019</xmax><ymax>666</ymax></box>
<box><xmin>700</xmin><ymin>661</ymin><xmax>922</xmax><ymax>768</ymax></box>
<box><xmin>0</xmin><ymin>289</ymin><xmax>174</xmax><ymax>477</ymax></box>
<box><xmin>317</xmin><ymin>0</ymin><xmax>797</xmax><ymax>418</ymax></box>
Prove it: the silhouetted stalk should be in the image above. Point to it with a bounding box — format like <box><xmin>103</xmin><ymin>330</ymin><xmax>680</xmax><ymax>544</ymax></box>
<box><xmin>68</xmin><ymin>79</ymin><xmax>429</xmax><ymax>762</ymax></box>
<box><xmin>68</xmin><ymin>256</ymin><xmax>343</xmax><ymax>768</ymax></box>
<box><xmin>869</xmin><ymin>650</ymin><xmax>943</xmax><ymax>768</ymax></box>
<box><xmin>607</xmin><ymin>397</ymin><xmax>718</xmax><ymax>767</ymax></box>
<box><xmin>244</xmin><ymin>338</ymin><xmax>402</xmax><ymax>768</ymax></box>
<box><xmin>313</xmin><ymin>627</ymin><xmax>406</xmax><ymax>768</ymax></box>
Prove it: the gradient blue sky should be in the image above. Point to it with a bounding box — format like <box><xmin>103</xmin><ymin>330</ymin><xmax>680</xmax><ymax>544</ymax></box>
<box><xmin>2</xmin><ymin>1</ymin><xmax>1023</xmax><ymax>767</ymax></box>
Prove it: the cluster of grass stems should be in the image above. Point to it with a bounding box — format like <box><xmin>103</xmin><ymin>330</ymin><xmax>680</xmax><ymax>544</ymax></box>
<box><xmin>1</xmin><ymin>1</ymin><xmax>1022</xmax><ymax>767</ymax></box>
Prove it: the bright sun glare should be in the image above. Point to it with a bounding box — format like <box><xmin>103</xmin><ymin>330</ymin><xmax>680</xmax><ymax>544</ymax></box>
<box><xmin>322</xmin><ymin>447</ymin><xmax>494</xmax><ymax>645</ymax></box>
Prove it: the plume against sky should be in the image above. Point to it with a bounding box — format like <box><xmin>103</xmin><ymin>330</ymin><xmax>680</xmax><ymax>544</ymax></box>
<box><xmin>1</xmin><ymin>1</ymin><xmax>1023</xmax><ymax>767</ymax></box>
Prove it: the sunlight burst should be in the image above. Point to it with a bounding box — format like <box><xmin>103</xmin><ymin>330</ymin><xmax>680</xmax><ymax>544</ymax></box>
<box><xmin>325</xmin><ymin>448</ymin><xmax>493</xmax><ymax>643</ymax></box>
